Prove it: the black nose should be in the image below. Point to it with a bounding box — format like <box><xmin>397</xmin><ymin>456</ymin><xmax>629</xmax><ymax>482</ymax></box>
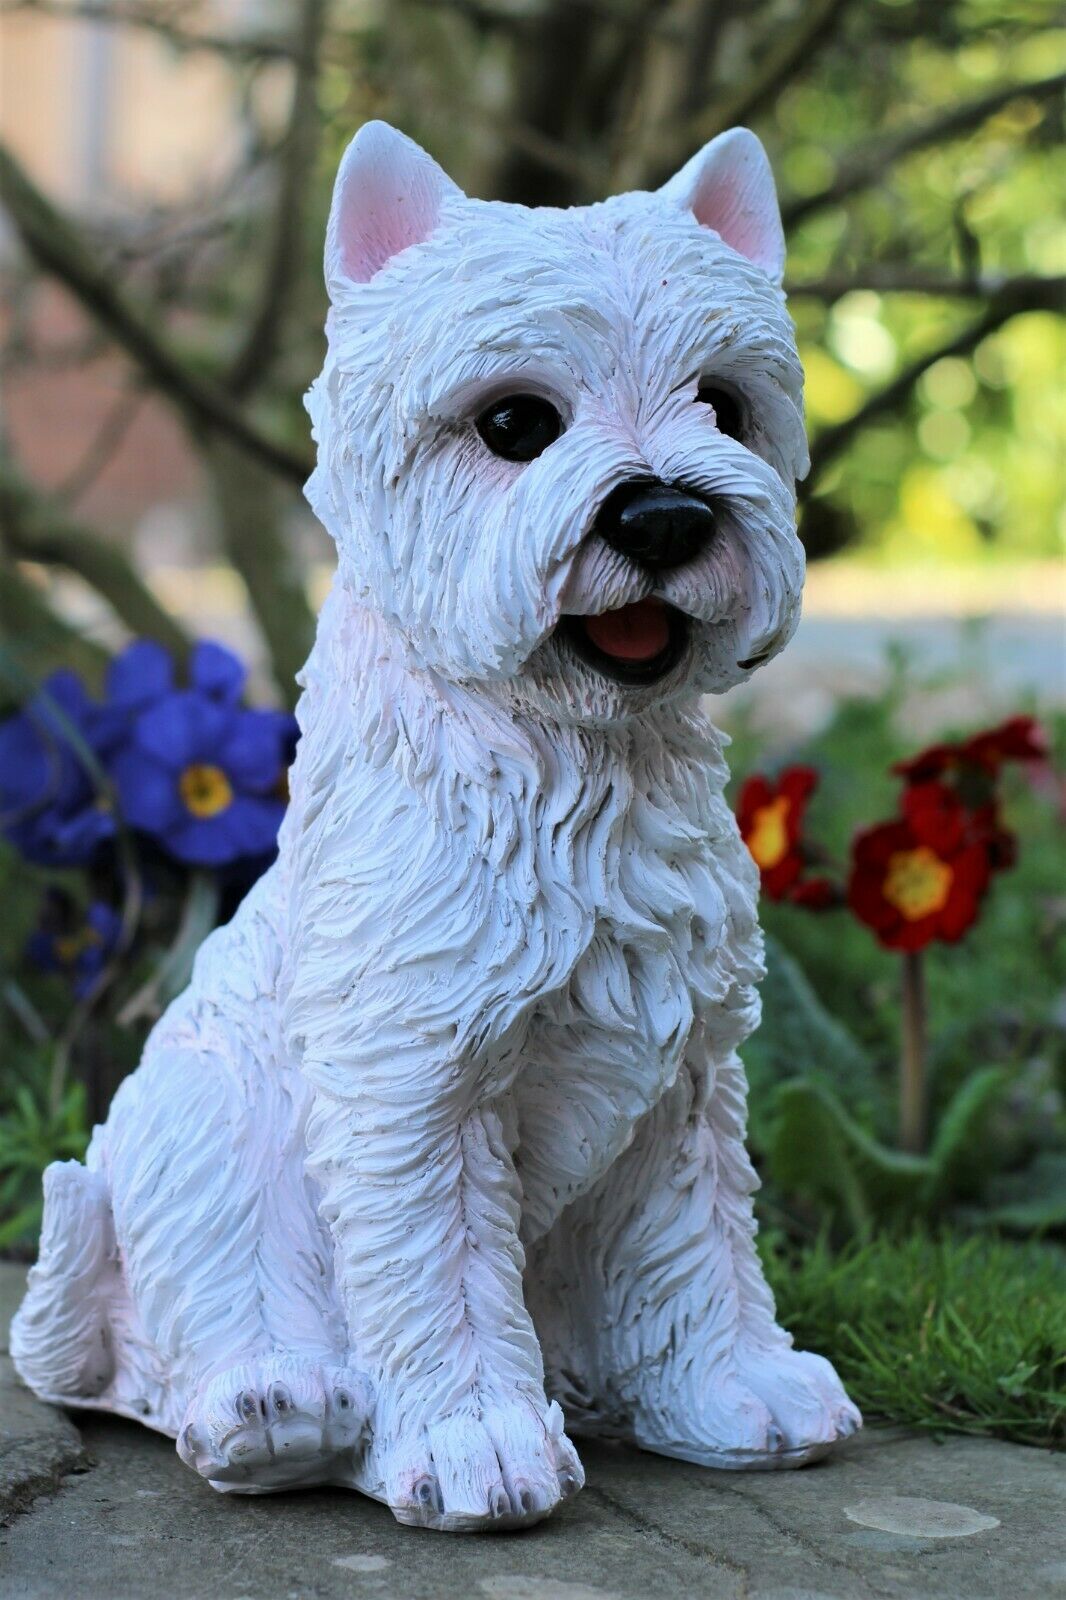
<box><xmin>595</xmin><ymin>479</ymin><xmax>716</xmax><ymax>571</ymax></box>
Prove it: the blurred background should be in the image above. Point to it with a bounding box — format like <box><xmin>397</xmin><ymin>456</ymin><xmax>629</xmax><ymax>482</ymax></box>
<box><xmin>0</xmin><ymin>0</ymin><xmax>1063</xmax><ymax>1444</ymax></box>
<box><xmin>0</xmin><ymin>0</ymin><xmax>1063</xmax><ymax>719</ymax></box>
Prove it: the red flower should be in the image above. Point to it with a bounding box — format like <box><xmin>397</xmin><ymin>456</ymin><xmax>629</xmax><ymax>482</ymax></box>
<box><xmin>848</xmin><ymin>789</ymin><xmax>991</xmax><ymax>952</ymax></box>
<box><xmin>894</xmin><ymin>716</ymin><xmax>1048</xmax><ymax>785</ymax></box>
<box><xmin>736</xmin><ymin>766</ymin><xmax>818</xmax><ymax>899</ymax></box>
<box><xmin>893</xmin><ymin>741</ymin><xmax>961</xmax><ymax>785</ymax></box>
<box><xmin>893</xmin><ymin>717</ymin><xmax>1047</xmax><ymax>880</ymax></box>
<box><xmin>787</xmin><ymin>875</ymin><xmax>840</xmax><ymax>910</ymax></box>
<box><xmin>960</xmin><ymin>715</ymin><xmax>1049</xmax><ymax>772</ymax></box>
<box><xmin>970</xmin><ymin>801</ymin><xmax>1018</xmax><ymax>873</ymax></box>
<box><xmin>902</xmin><ymin>780</ymin><xmax>968</xmax><ymax>854</ymax></box>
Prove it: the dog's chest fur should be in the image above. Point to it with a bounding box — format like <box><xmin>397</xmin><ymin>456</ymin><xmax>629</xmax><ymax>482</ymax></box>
<box><xmin>283</xmin><ymin>594</ymin><xmax>763</xmax><ymax>1111</ymax></box>
<box><xmin>522</xmin><ymin>710</ymin><xmax>763</xmax><ymax>1106</ymax></box>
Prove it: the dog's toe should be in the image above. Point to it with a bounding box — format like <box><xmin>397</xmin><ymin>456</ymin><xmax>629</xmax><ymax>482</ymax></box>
<box><xmin>179</xmin><ymin>1356</ymin><xmax>370</xmax><ymax>1492</ymax></box>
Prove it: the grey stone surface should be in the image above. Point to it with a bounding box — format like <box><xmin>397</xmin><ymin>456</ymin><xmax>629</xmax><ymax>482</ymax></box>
<box><xmin>1</xmin><ymin>1265</ymin><xmax>1063</xmax><ymax>1599</ymax></box>
<box><xmin>0</xmin><ymin>1264</ymin><xmax>88</xmax><ymax>1528</ymax></box>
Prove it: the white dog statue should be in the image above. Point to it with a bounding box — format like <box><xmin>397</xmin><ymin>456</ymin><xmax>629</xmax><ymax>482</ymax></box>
<box><xmin>13</xmin><ymin>121</ymin><xmax>860</xmax><ymax>1531</ymax></box>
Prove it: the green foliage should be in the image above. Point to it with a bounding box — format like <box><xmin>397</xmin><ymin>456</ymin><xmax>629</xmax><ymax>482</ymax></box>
<box><xmin>744</xmin><ymin>935</ymin><xmax>884</xmax><ymax>1159</ymax></box>
<box><xmin>766</xmin><ymin>1069</ymin><xmax>1009</xmax><ymax>1238</ymax></box>
<box><xmin>726</xmin><ymin>645</ymin><xmax>1066</xmax><ymax>1246</ymax></box>
<box><xmin>734</xmin><ymin>663</ymin><xmax>1063</xmax><ymax>1133</ymax></box>
<box><xmin>977</xmin><ymin>1151</ymin><xmax>1066</xmax><ymax>1232</ymax></box>
<box><xmin>0</xmin><ymin>1073</ymin><xmax>89</xmax><ymax>1251</ymax></box>
<box><xmin>763</xmin><ymin>1229</ymin><xmax>1066</xmax><ymax>1448</ymax></box>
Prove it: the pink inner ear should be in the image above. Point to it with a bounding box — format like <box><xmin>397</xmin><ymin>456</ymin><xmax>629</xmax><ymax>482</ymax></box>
<box><xmin>690</xmin><ymin>165</ymin><xmax>779</xmax><ymax>274</ymax></box>
<box><xmin>667</xmin><ymin>129</ymin><xmax>785</xmax><ymax>280</ymax></box>
<box><xmin>691</xmin><ymin>170</ymin><xmax>759</xmax><ymax>263</ymax></box>
<box><xmin>336</xmin><ymin>161</ymin><xmax>443</xmax><ymax>284</ymax></box>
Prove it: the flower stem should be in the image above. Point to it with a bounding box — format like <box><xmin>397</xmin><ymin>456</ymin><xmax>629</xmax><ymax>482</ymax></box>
<box><xmin>899</xmin><ymin>948</ymin><xmax>927</xmax><ymax>1153</ymax></box>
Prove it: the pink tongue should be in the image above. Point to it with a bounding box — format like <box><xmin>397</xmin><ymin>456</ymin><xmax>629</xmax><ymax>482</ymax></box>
<box><xmin>583</xmin><ymin>599</ymin><xmax>670</xmax><ymax>662</ymax></box>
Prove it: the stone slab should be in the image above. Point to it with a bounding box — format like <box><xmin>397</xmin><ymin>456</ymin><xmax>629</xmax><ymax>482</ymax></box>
<box><xmin>0</xmin><ymin>1265</ymin><xmax>89</xmax><ymax>1528</ymax></box>
<box><xmin>1</xmin><ymin>1265</ymin><xmax>1063</xmax><ymax>1600</ymax></box>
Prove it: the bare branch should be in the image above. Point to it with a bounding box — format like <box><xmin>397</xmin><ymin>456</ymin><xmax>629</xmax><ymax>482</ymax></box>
<box><xmin>0</xmin><ymin>0</ymin><xmax>296</xmax><ymax>61</ymax></box>
<box><xmin>0</xmin><ymin>142</ymin><xmax>314</xmax><ymax>485</ymax></box>
<box><xmin>784</xmin><ymin>72</ymin><xmax>1066</xmax><ymax>228</ymax></box>
<box><xmin>54</xmin><ymin>384</ymin><xmax>142</xmax><ymax>505</ymax></box>
<box><xmin>0</xmin><ymin>558</ymin><xmax>112</xmax><ymax>681</ymax></box>
<box><xmin>671</xmin><ymin>0</ymin><xmax>854</xmax><ymax>160</ymax></box>
<box><xmin>227</xmin><ymin>0</ymin><xmax>328</xmax><ymax>397</ymax></box>
<box><xmin>0</xmin><ymin>451</ymin><xmax>192</xmax><ymax>656</ymax></box>
<box><xmin>787</xmin><ymin>270</ymin><xmax>1066</xmax><ymax>301</ymax></box>
<box><xmin>803</xmin><ymin>277</ymin><xmax>1064</xmax><ymax>492</ymax></box>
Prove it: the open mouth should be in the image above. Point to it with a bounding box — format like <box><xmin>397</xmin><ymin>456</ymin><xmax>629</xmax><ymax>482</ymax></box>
<box><xmin>560</xmin><ymin>598</ymin><xmax>689</xmax><ymax>685</ymax></box>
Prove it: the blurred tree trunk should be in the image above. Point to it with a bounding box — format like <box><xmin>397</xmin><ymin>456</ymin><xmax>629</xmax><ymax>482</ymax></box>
<box><xmin>492</xmin><ymin>1</ymin><xmax>609</xmax><ymax>206</ymax></box>
<box><xmin>202</xmin><ymin>438</ymin><xmax>316</xmax><ymax>706</ymax></box>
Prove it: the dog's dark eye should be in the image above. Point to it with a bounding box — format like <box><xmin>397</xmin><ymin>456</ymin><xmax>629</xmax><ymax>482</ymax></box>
<box><xmin>476</xmin><ymin>395</ymin><xmax>561</xmax><ymax>462</ymax></box>
<box><xmin>696</xmin><ymin>383</ymin><xmax>743</xmax><ymax>441</ymax></box>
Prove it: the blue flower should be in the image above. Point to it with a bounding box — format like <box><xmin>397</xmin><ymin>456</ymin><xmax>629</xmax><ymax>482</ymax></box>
<box><xmin>0</xmin><ymin>671</ymin><xmax>123</xmax><ymax>867</ymax></box>
<box><xmin>104</xmin><ymin>639</ymin><xmax>176</xmax><ymax>712</ymax></box>
<box><xmin>104</xmin><ymin>638</ymin><xmax>247</xmax><ymax>711</ymax></box>
<box><xmin>26</xmin><ymin>892</ymin><xmax>123</xmax><ymax>999</ymax></box>
<box><xmin>111</xmin><ymin>687</ymin><xmax>297</xmax><ymax>867</ymax></box>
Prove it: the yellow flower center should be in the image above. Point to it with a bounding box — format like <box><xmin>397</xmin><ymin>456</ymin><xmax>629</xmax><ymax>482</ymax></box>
<box><xmin>179</xmin><ymin>763</ymin><xmax>234</xmax><ymax>819</ymax></box>
<box><xmin>746</xmin><ymin>795</ymin><xmax>792</xmax><ymax>869</ymax></box>
<box><xmin>883</xmin><ymin>846</ymin><xmax>953</xmax><ymax>921</ymax></box>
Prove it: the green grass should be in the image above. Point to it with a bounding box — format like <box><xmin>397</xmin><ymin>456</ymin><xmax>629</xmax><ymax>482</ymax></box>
<box><xmin>762</xmin><ymin>1229</ymin><xmax>1066</xmax><ymax>1449</ymax></box>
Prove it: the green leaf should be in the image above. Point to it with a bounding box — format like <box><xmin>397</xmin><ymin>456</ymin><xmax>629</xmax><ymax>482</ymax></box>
<box><xmin>978</xmin><ymin>1152</ymin><xmax>1066</xmax><ymax>1232</ymax></box>
<box><xmin>117</xmin><ymin>871</ymin><xmax>221</xmax><ymax>1026</ymax></box>
<box><xmin>767</xmin><ymin>1078</ymin><xmax>932</xmax><ymax>1236</ymax></box>
<box><xmin>928</xmin><ymin>1066</ymin><xmax>1010</xmax><ymax>1204</ymax></box>
<box><xmin>0</xmin><ymin>1199</ymin><xmax>44</xmax><ymax>1250</ymax></box>
<box><xmin>745</xmin><ymin>934</ymin><xmax>880</xmax><ymax>1147</ymax></box>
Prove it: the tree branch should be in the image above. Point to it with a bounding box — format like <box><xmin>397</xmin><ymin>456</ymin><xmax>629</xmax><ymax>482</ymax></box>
<box><xmin>0</xmin><ymin>142</ymin><xmax>314</xmax><ymax>485</ymax></box>
<box><xmin>784</xmin><ymin>71</ymin><xmax>1066</xmax><ymax>228</ymax></box>
<box><xmin>787</xmin><ymin>270</ymin><xmax>1066</xmax><ymax>301</ymax></box>
<box><xmin>0</xmin><ymin>558</ymin><xmax>111</xmax><ymax>684</ymax></box>
<box><xmin>54</xmin><ymin>384</ymin><xmax>142</xmax><ymax>504</ymax></box>
<box><xmin>672</xmin><ymin>0</ymin><xmax>854</xmax><ymax>158</ymax></box>
<box><xmin>803</xmin><ymin>277</ymin><xmax>1064</xmax><ymax>492</ymax></box>
<box><xmin>0</xmin><ymin>451</ymin><xmax>192</xmax><ymax>657</ymax></box>
<box><xmin>226</xmin><ymin>0</ymin><xmax>328</xmax><ymax>397</ymax></box>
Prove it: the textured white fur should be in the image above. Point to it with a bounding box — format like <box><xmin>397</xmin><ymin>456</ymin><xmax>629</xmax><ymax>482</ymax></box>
<box><xmin>13</xmin><ymin>122</ymin><xmax>859</xmax><ymax>1532</ymax></box>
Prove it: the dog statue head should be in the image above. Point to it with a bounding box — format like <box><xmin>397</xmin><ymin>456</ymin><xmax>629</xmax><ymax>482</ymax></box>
<box><xmin>306</xmin><ymin>121</ymin><xmax>807</xmax><ymax>724</ymax></box>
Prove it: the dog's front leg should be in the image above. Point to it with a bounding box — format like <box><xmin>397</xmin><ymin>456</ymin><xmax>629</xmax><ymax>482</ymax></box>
<box><xmin>301</xmin><ymin>1072</ymin><xmax>582</xmax><ymax>1530</ymax></box>
<box><xmin>529</xmin><ymin>1046</ymin><xmax>860</xmax><ymax>1468</ymax></box>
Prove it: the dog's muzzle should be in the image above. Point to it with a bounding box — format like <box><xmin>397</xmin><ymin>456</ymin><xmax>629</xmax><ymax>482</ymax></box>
<box><xmin>595</xmin><ymin>478</ymin><xmax>716</xmax><ymax>571</ymax></box>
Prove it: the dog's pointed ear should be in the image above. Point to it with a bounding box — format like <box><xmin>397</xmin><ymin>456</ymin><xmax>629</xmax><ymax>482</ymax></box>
<box><xmin>658</xmin><ymin>127</ymin><xmax>785</xmax><ymax>284</ymax></box>
<box><xmin>325</xmin><ymin>121</ymin><xmax>463</xmax><ymax>291</ymax></box>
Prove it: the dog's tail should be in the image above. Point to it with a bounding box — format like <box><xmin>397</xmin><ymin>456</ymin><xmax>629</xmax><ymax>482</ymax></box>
<box><xmin>11</xmin><ymin>1160</ymin><xmax>115</xmax><ymax>1402</ymax></box>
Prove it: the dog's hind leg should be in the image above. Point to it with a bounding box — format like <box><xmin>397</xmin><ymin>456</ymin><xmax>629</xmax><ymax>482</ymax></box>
<box><xmin>12</xmin><ymin>1160</ymin><xmax>115</xmax><ymax>1403</ymax></box>
<box><xmin>99</xmin><ymin>1018</ymin><xmax>369</xmax><ymax>1493</ymax></box>
<box><xmin>12</xmin><ymin>1158</ymin><xmax>175</xmax><ymax>1430</ymax></box>
<box><xmin>528</xmin><ymin>1048</ymin><xmax>860</xmax><ymax>1468</ymax></box>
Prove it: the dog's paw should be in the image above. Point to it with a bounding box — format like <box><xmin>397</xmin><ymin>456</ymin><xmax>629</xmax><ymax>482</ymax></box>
<box><xmin>383</xmin><ymin>1397</ymin><xmax>583</xmax><ymax>1532</ymax></box>
<box><xmin>178</xmin><ymin>1354</ymin><xmax>370</xmax><ymax>1492</ymax></box>
<box><xmin>732</xmin><ymin>1341</ymin><xmax>862</xmax><ymax>1464</ymax></box>
<box><xmin>634</xmin><ymin>1347</ymin><xmax>860</xmax><ymax>1471</ymax></box>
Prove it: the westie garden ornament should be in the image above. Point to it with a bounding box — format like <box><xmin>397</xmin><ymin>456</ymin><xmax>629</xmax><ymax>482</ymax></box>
<box><xmin>14</xmin><ymin>121</ymin><xmax>860</xmax><ymax>1531</ymax></box>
